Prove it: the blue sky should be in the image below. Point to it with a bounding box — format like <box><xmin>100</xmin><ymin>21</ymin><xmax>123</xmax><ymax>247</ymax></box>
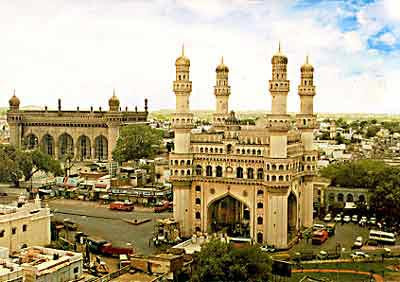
<box><xmin>0</xmin><ymin>0</ymin><xmax>399</xmax><ymax>113</ymax></box>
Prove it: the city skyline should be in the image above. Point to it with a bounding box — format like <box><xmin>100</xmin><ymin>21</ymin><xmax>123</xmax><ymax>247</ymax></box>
<box><xmin>0</xmin><ymin>0</ymin><xmax>399</xmax><ymax>113</ymax></box>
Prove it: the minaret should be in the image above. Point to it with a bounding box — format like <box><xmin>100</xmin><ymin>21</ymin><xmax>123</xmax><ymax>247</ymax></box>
<box><xmin>171</xmin><ymin>45</ymin><xmax>194</xmax><ymax>238</ymax></box>
<box><xmin>296</xmin><ymin>55</ymin><xmax>317</xmax><ymax>229</ymax></box>
<box><xmin>212</xmin><ymin>57</ymin><xmax>231</xmax><ymax>129</ymax></box>
<box><xmin>172</xmin><ymin>45</ymin><xmax>193</xmax><ymax>153</ymax></box>
<box><xmin>7</xmin><ymin>89</ymin><xmax>22</xmax><ymax>148</ymax></box>
<box><xmin>268</xmin><ymin>43</ymin><xmax>290</xmax><ymax>158</ymax></box>
<box><xmin>269</xmin><ymin>42</ymin><xmax>290</xmax><ymax>115</ymax></box>
<box><xmin>296</xmin><ymin>55</ymin><xmax>317</xmax><ymax>151</ymax></box>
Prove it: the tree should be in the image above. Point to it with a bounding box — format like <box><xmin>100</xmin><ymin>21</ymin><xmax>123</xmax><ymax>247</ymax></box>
<box><xmin>366</xmin><ymin>125</ymin><xmax>379</xmax><ymax>138</ymax></box>
<box><xmin>191</xmin><ymin>240</ymin><xmax>271</xmax><ymax>282</ymax></box>
<box><xmin>112</xmin><ymin>125</ymin><xmax>163</xmax><ymax>163</ymax></box>
<box><xmin>0</xmin><ymin>145</ymin><xmax>62</xmax><ymax>186</ymax></box>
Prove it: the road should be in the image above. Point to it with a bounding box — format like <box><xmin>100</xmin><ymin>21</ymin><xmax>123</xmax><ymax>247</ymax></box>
<box><xmin>48</xmin><ymin>199</ymin><xmax>172</xmax><ymax>255</ymax></box>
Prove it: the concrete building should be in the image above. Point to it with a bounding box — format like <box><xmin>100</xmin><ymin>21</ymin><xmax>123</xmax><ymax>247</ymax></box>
<box><xmin>0</xmin><ymin>258</ymin><xmax>24</xmax><ymax>282</ymax></box>
<box><xmin>170</xmin><ymin>45</ymin><xmax>318</xmax><ymax>248</ymax></box>
<box><xmin>18</xmin><ymin>246</ymin><xmax>82</xmax><ymax>282</ymax></box>
<box><xmin>6</xmin><ymin>89</ymin><xmax>148</xmax><ymax>161</ymax></box>
<box><xmin>0</xmin><ymin>196</ymin><xmax>51</xmax><ymax>253</ymax></box>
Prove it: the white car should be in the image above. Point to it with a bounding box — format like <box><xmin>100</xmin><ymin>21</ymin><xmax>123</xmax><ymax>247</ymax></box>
<box><xmin>351</xmin><ymin>251</ymin><xmax>369</xmax><ymax>259</ymax></box>
<box><xmin>359</xmin><ymin>216</ymin><xmax>367</xmax><ymax>226</ymax></box>
<box><xmin>343</xmin><ymin>215</ymin><xmax>351</xmax><ymax>223</ymax></box>
<box><xmin>368</xmin><ymin>217</ymin><xmax>377</xmax><ymax>225</ymax></box>
<box><xmin>352</xmin><ymin>215</ymin><xmax>358</xmax><ymax>223</ymax></box>
<box><xmin>352</xmin><ymin>236</ymin><xmax>363</xmax><ymax>249</ymax></box>
<box><xmin>334</xmin><ymin>214</ymin><xmax>342</xmax><ymax>222</ymax></box>
<box><xmin>313</xmin><ymin>223</ymin><xmax>325</xmax><ymax>231</ymax></box>
<box><xmin>323</xmin><ymin>214</ymin><xmax>332</xmax><ymax>222</ymax></box>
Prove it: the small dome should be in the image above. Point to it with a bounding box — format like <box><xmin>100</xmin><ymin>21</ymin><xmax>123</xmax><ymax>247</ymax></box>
<box><xmin>175</xmin><ymin>45</ymin><xmax>190</xmax><ymax>66</ymax></box>
<box><xmin>108</xmin><ymin>90</ymin><xmax>120</xmax><ymax>110</ymax></box>
<box><xmin>216</xmin><ymin>56</ymin><xmax>229</xmax><ymax>72</ymax></box>
<box><xmin>9</xmin><ymin>92</ymin><xmax>20</xmax><ymax>108</ymax></box>
<box><xmin>271</xmin><ymin>42</ymin><xmax>288</xmax><ymax>65</ymax></box>
<box><xmin>301</xmin><ymin>56</ymin><xmax>314</xmax><ymax>72</ymax></box>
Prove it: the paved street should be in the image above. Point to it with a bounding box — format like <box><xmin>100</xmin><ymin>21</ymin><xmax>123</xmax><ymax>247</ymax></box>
<box><xmin>48</xmin><ymin>199</ymin><xmax>172</xmax><ymax>255</ymax></box>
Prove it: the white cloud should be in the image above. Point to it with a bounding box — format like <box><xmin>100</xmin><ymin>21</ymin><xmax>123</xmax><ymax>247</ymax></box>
<box><xmin>378</xmin><ymin>32</ymin><xmax>397</xmax><ymax>45</ymax></box>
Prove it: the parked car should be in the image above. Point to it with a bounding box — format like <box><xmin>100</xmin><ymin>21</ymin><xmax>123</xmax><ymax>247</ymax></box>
<box><xmin>368</xmin><ymin>217</ymin><xmax>377</xmax><ymax>225</ymax></box>
<box><xmin>326</xmin><ymin>223</ymin><xmax>336</xmax><ymax>236</ymax></box>
<box><xmin>334</xmin><ymin>214</ymin><xmax>342</xmax><ymax>222</ymax></box>
<box><xmin>323</xmin><ymin>214</ymin><xmax>332</xmax><ymax>222</ymax></box>
<box><xmin>352</xmin><ymin>236</ymin><xmax>363</xmax><ymax>249</ymax></box>
<box><xmin>260</xmin><ymin>245</ymin><xmax>276</xmax><ymax>253</ymax></box>
<box><xmin>313</xmin><ymin>224</ymin><xmax>325</xmax><ymax>231</ymax></box>
<box><xmin>352</xmin><ymin>215</ymin><xmax>358</xmax><ymax>223</ymax></box>
<box><xmin>343</xmin><ymin>215</ymin><xmax>351</xmax><ymax>223</ymax></box>
<box><xmin>359</xmin><ymin>216</ymin><xmax>367</xmax><ymax>226</ymax></box>
<box><xmin>312</xmin><ymin>230</ymin><xmax>329</xmax><ymax>245</ymax></box>
<box><xmin>351</xmin><ymin>251</ymin><xmax>369</xmax><ymax>259</ymax></box>
<box><xmin>317</xmin><ymin>250</ymin><xmax>340</xmax><ymax>260</ymax></box>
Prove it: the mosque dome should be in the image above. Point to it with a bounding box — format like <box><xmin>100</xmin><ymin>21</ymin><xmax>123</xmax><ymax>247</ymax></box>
<box><xmin>9</xmin><ymin>91</ymin><xmax>20</xmax><ymax>109</ymax></box>
<box><xmin>216</xmin><ymin>57</ymin><xmax>229</xmax><ymax>72</ymax></box>
<box><xmin>175</xmin><ymin>45</ymin><xmax>190</xmax><ymax>67</ymax></box>
<box><xmin>271</xmin><ymin>42</ymin><xmax>288</xmax><ymax>65</ymax></box>
<box><xmin>301</xmin><ymin>56</ymin><xmax>314</xmax><ymax>72</ymax></box>
<box><xmin>108</xmin><ymin>90</ymin><xmax>120</xmax><ymax>111</ymax></box>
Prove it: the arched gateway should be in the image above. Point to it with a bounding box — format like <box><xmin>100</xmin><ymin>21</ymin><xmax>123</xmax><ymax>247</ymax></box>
<box><xmin>207</xmin><ymin>194</ymin><xmax>250</xmax><ymax>238</ymax></box>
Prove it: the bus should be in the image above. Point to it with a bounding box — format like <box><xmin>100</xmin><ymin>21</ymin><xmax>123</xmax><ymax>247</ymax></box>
<box><xmin>369</xmin><ymin>230</ymin><xmax>396</xmax><ymax>245</ymax></box>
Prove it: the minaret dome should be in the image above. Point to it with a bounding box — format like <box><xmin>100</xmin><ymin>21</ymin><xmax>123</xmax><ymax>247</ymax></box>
<box><xmin>271</xmin><ymin>41</ymin><xmax>288</xmax><ymax>64</ymax></box>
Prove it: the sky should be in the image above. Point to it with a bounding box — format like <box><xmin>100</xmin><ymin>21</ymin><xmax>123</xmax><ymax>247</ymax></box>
<box><xmin>0</xmin><ymin>0</ymin><xmax>399</xmax><ymax>114</ymax></box>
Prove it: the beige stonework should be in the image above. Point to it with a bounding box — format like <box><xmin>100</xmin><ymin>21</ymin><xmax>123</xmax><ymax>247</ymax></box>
<box><xmin>6</xmin><ymin>92</ymin><xmax>148</xmax><ymax>161</ymax></box>
<box><xmin>170</xmin><ymin>45</ymin><xmax>319</xmax><ymax>249</ymax></box>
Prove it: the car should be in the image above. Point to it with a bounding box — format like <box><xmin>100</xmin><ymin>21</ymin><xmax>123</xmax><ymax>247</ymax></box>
<box><xmin>323</xmin><ymin>214</ymin><xmax>332</xmax><ymax>222</ymax></box>
<box><xmin>313</xmin><ymin>224</ymin><xmax>325</xmax><ymax>231</ymax></box>
<box><xmin>343</xmin><ymin>215</ymin><xmax>351</xmax><ymax>223</ymax></box>
<box><xmin>334</xmin><ymin>214</ymin><xmax>342</xmax><ymax>222</ymax></box>
<box><xmin>352</xmin><ymin>236</ymin><xmax>363</xmax><ymax>249</ymax></box>
<box><xmin>352</xmin><ymin>215</ymin><xmax>358</xmax><ymax>223</ymax></box>
<box><xmin>351</xmin><ymin>251</ymin><xmax>369</xmax><ymax>259</ymax></box>
<box><xmin>260</xmin><ymin>245</ymin><xmax>276</xmax><ymax>253</ymax></box>
<box><xmin>368</xmin><ymin>217</ymin><xmax>377</xmax><ymax>225</ymax></box>
<box><xmin>359</xmin><ymin>216</ymin><xmax>367</xmax><ymax>226</ymax></box>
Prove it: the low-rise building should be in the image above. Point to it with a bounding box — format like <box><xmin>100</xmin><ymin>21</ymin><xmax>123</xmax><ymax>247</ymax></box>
<box><xmin>0</xmin><ymin>196</ymin><xmax>51</xmax><ymax>253</ymax></box>
<box><xmin>18</xmin><ymin>246</ymin><xmax>83</xmax><ymax>282</ymax></box>
<box><xmin>0</xmin><ymin>257</ymin><xmax>24</xmax><ymax>282</ymax></box>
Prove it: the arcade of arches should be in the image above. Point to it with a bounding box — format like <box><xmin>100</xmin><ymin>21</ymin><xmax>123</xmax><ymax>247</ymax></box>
<box><xmin>23</xmin><ymin>133</ymin><xmax>108</xmax><ymax>160</ymax></box>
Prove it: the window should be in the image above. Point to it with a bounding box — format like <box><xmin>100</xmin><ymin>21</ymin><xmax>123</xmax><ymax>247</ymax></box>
<box><xmin>257</xmin><ymin>217</ymin><xmax>263</xmax><ymax>225</ymax></box>
<box><xmin>74</xmin><ymin>267</ymin><xmax>79</xmax><ymax>274</ymax></box>
<box><xmin>22</xmin><ymin>225</ymin><xmax>27</xmax><ymax>232</ymax></box>
<box><xmin>257</xmin><ymin>202</ymin><xmax>263</xmax><ymax>209</ymax></box>
<box><xmin>206</xmin><ymin>166</ymin><xmax>213</xmax><ymax>177</ymax></box>
<box><xmin>257</xmin><ymin>233</ymin><xmax>263</xmax><ymax>244</ymax></box>
<box><xmin>195</xmin><ymin>198</ymin><xmax>201</xmax><ymax>205</ymax></box>
<box><xmin>0</xmin><ymin>230</ymin><xmax>4</xmax><ymax>238</ymax></box>
<box><xmin>247</xmin><ymin>168</ymin><xmax>254</xmax><ymax>179</ymax></box>
<box><xmin>257</xmin><ymin>190</ymin><xmax>264</xmax><ymax>196</ymax></box>
<box><xmin>257</xmin><ymin>168</ymin><xmax>264</xmax><ymax>179</ymax></box>
<box><xmin>195</xmin><ymin>165</ymin><xmax>202</xmax><ymax>176</ymax></box>
<box><xmin>195</xmin><ymin>186</ymin><xmax>201</xmax><ymax>192</ymax></box>
<box><xmin>195</xmin><ymin>212</ymin><xmax>201</xmax><ymax>219</ymax></box>
<box><xmin>12</xmin><ymin>228</ymin><xmax>16</xmax><ymax>235</ymax></box>
<box><xmin>216</xmin><ymin>166</ymin><xmax>223</xmax><ymax>177</ymax></box>
<box><xmin>227</xmin><ymin>144</ymin><xmax>232</xmax><ymax>154</ymax></box>
<box><xmin>236</xmin><ymin>167</ymin><xmax>243</xmax><ymax>178</ymax></box>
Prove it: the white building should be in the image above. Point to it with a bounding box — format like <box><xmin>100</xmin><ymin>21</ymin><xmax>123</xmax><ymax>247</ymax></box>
<box><xmin>0</xmin><ymin>196</ymin><xmax>51</xmax><ymax>253</ymax></box>
<box><xmin>19</xmin><ymin>246</ymin><xmax>83</xmax><ymax>282</ymax></box>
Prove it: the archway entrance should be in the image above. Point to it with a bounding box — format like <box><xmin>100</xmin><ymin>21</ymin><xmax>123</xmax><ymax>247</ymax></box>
<box><xmin>287</xmin><ymin>192</ymin><xmax>298</xmax><ymax>241</ymax></box>
<box><xmin>208</xmin><ymin>195</ymin><xmax>250</xmax><ymax>238</ymax></box>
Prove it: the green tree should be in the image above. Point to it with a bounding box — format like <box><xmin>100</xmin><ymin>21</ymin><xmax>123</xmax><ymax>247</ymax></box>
<box><xmin>192</xmin><ymin>240</ymin><xmax>271</xmax><ymax>282</ymax></box>
<box><xmin>366</xmin><ymin>125</ymin><xmax>379</xmax><ymax>138</ymax></box>
<box><xmin>112</xmin><ymin>125</ymin><xmax>163</xmax><ymax>163</ymax></box>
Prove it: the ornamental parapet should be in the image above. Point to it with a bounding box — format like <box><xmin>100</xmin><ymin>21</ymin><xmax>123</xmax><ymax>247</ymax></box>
<box><xmin>173</xmin><ymin>81</ymin><xmax>192</xmax><ymax>93</ymax></box>
<box><xmin>298</xmin><ymin>85</ymin><xmax>316</xmax><ymax>96</ymax></box>
<box><xmin>171</xmin><ymin>112</ymin><xmax>194</xmax><ymax>129</ymax></box>
<box><xmin>296</xmin><ymin>114</ymin><xmax>318</xmax><ymax>129</ymax></box>
<box><xmin>265</xmin><ymin>115</ymin><xmax>291</xmax><ymax>131</ymax></box>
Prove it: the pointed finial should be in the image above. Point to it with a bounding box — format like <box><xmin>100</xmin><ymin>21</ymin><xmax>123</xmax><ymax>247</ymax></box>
<box><xmin>278</xmin><ymin>41</ymin><xmax>281</xmax><ymax>53</ymax></box>
<box><xmin>113</xmin><ymin>88</ymin><xmax>116</xmax><ymax>97</ymax></box>
<box><xmin>182</xmin><ymin>44</ymin><xmax>185</xmax><ymax>56</ymax></box>
<box><xmin>13</xmin><ymin>88</ymin><xmax>16</xmax><ymax>97</ymax></box>
<box><xmin>221</xmin><ymin>56</ymin><xmax>224</xmax><ymax>64</ymax></box>
<box><xmin>306</xmin><ymin>55</ymin><xmax>309</xmax><ymax>64</ymax></box>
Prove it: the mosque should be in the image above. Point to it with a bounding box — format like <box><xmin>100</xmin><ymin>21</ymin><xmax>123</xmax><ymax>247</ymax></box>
<box><xmin>170</xmin><ymin>45</ymin><xmax>318</xmax><ymax>248</ymax></box>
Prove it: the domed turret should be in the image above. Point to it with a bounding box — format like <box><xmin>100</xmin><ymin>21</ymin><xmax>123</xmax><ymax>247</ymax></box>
<box><xmin>301</xmin><ymin>55</ymin><xmax>314</xmax><ymax>72</ymax></box>
<box><xmin>216</xmin><ymin>56</ymin><xmax>229</xmax><ymax>73</ymax></box>
<box><xmin>271</xmin><ymin>42</ymin><xmax>288</xmax><ymax>65</ymax></box>
<box><xmin>175</xmin><ymin>45</ymin><xmax>190</xmax><ymax>67</ymax></box>
<box><xmin>9</xmin><ymin>89</ymin><xmax>20</xmax><ymax>111</ymax></box>
<box><xmin>108</xmin><ymin>89</ymin><xmax>120</xmax><ymax>112</ymax></box>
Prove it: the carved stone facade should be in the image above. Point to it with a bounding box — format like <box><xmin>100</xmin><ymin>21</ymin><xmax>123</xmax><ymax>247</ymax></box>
<box><xmin>6</xmin><ymin>90</ymin><xmax>148</xmax><ymax>161</ymax></box>
<box><xmin>170</xmin><ymin>45</ymin><xmax>318</xmax><ymax>249</ymax></box>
